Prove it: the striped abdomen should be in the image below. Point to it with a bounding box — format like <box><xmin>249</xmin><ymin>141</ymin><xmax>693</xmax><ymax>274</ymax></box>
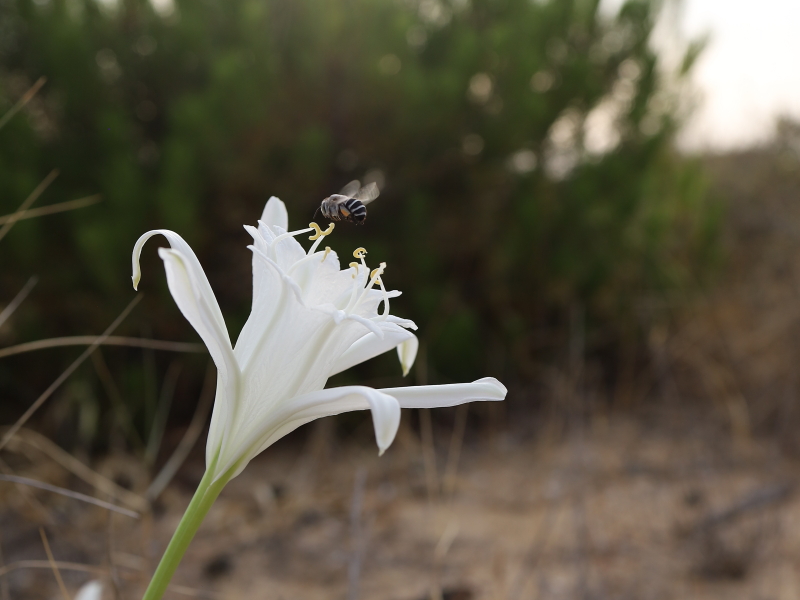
<box><xmin>321</xmin><ymin>196</ymin><xmax>367</xmax><ymax>224</ymax></box>
<box><xmin>342</xmin><ymin>198</ymin><xmax>367</xmax><ymax>223</ymax></box>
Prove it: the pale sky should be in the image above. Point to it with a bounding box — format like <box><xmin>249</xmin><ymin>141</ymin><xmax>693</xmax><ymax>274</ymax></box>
<box><xmin>670</xmin><ymin>0</ymin><xmax>800</xmax><ymax>150</ymax></box>
<box><xmin>602</xmin><ymin>0</ymin><xmax>800</xmax><ymax>150</ymax></box>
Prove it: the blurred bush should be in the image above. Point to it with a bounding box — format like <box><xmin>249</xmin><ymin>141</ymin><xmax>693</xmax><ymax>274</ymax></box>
<box><xmin>0</xmin><ymin>0</ymin><xmax>717</xmax><ymax>427</ymax></box>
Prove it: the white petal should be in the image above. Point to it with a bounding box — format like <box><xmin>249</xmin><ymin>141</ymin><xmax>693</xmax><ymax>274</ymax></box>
<box><xmin>133</xmin><ymin>230</ymin><xmax>240</xmax><ymax>470</ymax></box>
<box><xmin>234</xmin><ymin>246</ymin><xmax>360</xmax><ymax>373</ymax></box>
<box><xmin>279</xmin><ymin>386</ymin><xmax>400</xmax><ymax>454</ymax></box>
<box><xmin>155</xmin><ymin>248</ymin><xmax>236</xmax><ymax>377</ymax></box>
<box><xmin>132</xmin><ymin>231</ymin><xmax>224</xmax><ymax>331</ymax></box>
<box><xmin>223</xmin><ymin>248</ymin><xmax>376</xmax><ymax>475</ymax></box>
<box><xmin>234</xmin><ymin>242</ymin><xmax>291</xmax><ymax>367</ymax></box>
<box><xmin>381</xmin><ymin>315</ymin><xmax>418</xmax><ymax>330</ymax></box>
<box><xmin>75</xmin><ymin>581</ymin><xmax>103</xmax><ymax>600</ymax></box>
<box><xmin>261</xmin><ymin>196</ymin><xmax>288</xmax><ymax>231</ymax></box>
<box><xmin>154</xmin><ymin>248</ymin><xmax>240</xmax><ymax>467</ymax></box>
<box><xmin>379</xmin><ymin>377</ymin><xmax>507</xmax><ymax>408</ymax></box>
<box><xmin>397</xmin><ymin>334</ymin><xmax>419</xmax><ymax>376</ymax></box>
<box><xmin>330</xmin><ymin>329</ymin><xmax>416</xmax><ymax>377</ymax></box>
<box><xmin>217</xmin><ymin>386</ymin><xmax>400</xmax><ymax>479</ymax></box>
<box><xmin>255</xmin><ymin>219</ymin><xmax>307</xmax><ymax>272</ymax></box>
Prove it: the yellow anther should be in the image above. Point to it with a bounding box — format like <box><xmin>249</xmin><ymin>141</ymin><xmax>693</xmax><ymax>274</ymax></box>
<box><xmin>353</xmin><ymin>247</ymin><xmax>367</xmax><ymax>259</ymax></box>
<box><xmin>370</xmin><ymin>267</ymin><xmax>383</xmax><ymax>279</ymax></box>
<box><xmin>349</xmin><ymin>262</ymin><xmax>359</xmax><ymax>270</ymax></box>
<box><xmin>321</xmin><ymin>246</ymin><xmax>332</xmax><ymax>262</ymax></box>
<box><xmin>308</xmin><ymin>222</ymin><xmax>335</xmax><ymax>241</ymax></box>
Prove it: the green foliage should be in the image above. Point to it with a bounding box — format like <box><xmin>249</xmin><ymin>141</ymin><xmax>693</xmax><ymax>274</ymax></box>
<box><xmin>0</xmin><ymin>0</ymin><xmax>716</xmax><ymax>408</ymax></box>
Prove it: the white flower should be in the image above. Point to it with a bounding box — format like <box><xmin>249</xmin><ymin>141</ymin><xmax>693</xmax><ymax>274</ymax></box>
<box><xmin>132</xmin><ymin>197</ymin><xmax>506</xmax><ymax>482</ymax></box>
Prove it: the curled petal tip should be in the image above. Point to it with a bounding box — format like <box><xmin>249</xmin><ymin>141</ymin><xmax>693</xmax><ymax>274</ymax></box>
<box><xmin>474</xmin><ymin>377</ymin><xmax>507</xmax><ymax>398</ymax></box>
<box><xmin>131</xmin><ymin>250</ymin><xmax>142</xmax><ymax>290</ymax></box>
<box><xmin>397</xmin><ymin>335</ymin><xmax>419</xmax><ymax>377</ymax></box>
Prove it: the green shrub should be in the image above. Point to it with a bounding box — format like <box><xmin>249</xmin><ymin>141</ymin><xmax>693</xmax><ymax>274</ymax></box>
<box><xmin>0</xmin><ymin>0</ymin><xmax>716</xmax><ymax>419</ymax></box>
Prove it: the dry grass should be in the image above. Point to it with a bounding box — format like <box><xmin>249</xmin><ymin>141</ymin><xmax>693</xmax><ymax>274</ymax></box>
<box><xmin>663</xmin><ymin>137</ymin><xmax>800</xmax><ymax>447</ymax></box>
<box><xmin>2</xmin><ymin>406</ymin><xmax>800</xmax><ymax>600</ymax></box>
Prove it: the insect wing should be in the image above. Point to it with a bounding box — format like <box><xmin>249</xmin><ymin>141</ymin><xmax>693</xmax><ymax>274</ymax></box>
<box><xmin>340</xmin><ymin>180</ymin><xmax>361</xmax><ymax>198</ymax></box>
<box><xmin>355</xmin><ymin>182</ymin><xmax>380</xmax><ymax>205</ymax></box>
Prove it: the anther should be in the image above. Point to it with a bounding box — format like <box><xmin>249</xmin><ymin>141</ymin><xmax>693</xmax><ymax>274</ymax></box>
<box><xmin>349</xmin><ymin>262</ymin><xmax>360</xmax><ymax>280</ymax></box>
<box><xmin>353</xmin><ymin>247</ymin><xmax>367</xmax><ymax>259</ymax></box>
<box><xmin>309</xmin><ymin>222</ymin><xmax>335</xmax><ymax>241</ymax></box>
<box><xmin>321</xmin><ymin>247</ymin><xmax>332</xmax><ymax>262</ymax></box>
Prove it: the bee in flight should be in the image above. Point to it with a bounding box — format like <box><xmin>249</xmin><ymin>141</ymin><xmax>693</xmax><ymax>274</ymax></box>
<box><xmin>318</xmin><ymin>180</ymin><xmax>380</xmax><ymax>225</ymax></box>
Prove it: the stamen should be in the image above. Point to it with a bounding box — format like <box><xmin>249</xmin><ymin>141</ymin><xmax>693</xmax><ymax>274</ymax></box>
<box><xmin>349</xmin><ymin>262</ymin><xmax>359</xmax><ymax>279</ymax></box>
<box><xmin>353</xmin><ymin>262</ymin><xmax>386</xmax><ymax>309</ymax></box>
<box><xmin>309</xmin><ymin>222</ymin><xmax>334</xmax><ymax>241</ymax></box>
<box><xmin>271</xmin><ymin>226</ymin><xmax>314</xmax><ymax>247</ymax></box>
<box><xmin>377</xmin><ymin>276</ymin><xmax>391</xmax><ymax>317</ymax></box>
<box><xmin>287</xmin><ymin>244</ymin><xmax>336</xmax><ymax>277</ymax></box>
<box><xmin>307</xmin><ymin>222</ymin><xmax>335</xmax><ymax>255</ymax></box>
<box><xmin>353</xmin><ymin>247</ymin><xmax>369</xmax><ymax>272</ymax></box>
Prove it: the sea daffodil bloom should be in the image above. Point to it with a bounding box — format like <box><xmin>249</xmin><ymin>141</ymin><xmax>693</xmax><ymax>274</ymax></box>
<box><xmin>133</xmin><ymin>197</ymin><xmax>506</xmax><ymax>600</ymax></box>
<box><xmin>133</xmin><ymin>197</ymin><xmax>506</xmax><ymax>482</ymax></box>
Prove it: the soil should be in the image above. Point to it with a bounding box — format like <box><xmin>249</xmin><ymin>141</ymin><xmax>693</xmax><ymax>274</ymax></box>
<box><xmin>2</xmin><ymin>406</ymin><xmax>800</xmax><ymax>600</ymax></box>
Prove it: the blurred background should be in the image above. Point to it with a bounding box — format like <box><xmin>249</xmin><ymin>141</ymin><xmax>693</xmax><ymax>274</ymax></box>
<box><xmin>2</xmin><ymin>0</ymin><xmax>800</xmax><ymax>598</ymax></box>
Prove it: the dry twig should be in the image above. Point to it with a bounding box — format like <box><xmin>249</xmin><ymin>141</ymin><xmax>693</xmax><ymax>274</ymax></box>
<box><xmin>0</xmin><ymin>194</ymin><xmax>102</xmax><ymax>225</ymax></box>
<box><xmin>146</xmin><ymin>363</ymin><xmax>215</xmax><ymax>501</ymax></box>
<box><xmin>91</xmin><ymin>350</ymin><xmax>145</xmax><ymax>451</ymax></box>
<box><xmin>0</xmin><ymin>77</ymin><xmax>46</xmax><ymax>131</ymax></box>
<box><xmin>0</xmin><ymin>276</ymin><xmax>38</xmax><ymax>329</ymax></box>
<box><xmin>145</xmin><ymin>360</ymin><xmax>182</xmax><ymax>466</ymax></box>
<box><xmin>686</xmin><ymin>481</ymin><xmax>796</xmax><ymax>536</ymax></box>
<box><xmin>0</xmin><ymin>560</ymin><xmax>217</xmax><ymax>598</ymax></box>
<box><xmin>40</xmin><ymin>528</ymin><xmax>71</xmax><ymax>600</ymax></box>
<box><xmin>0</xmin><ymin>560</ymin><xmax>105</xmax><ymax>579</ymax></box>
<box><xmin>106</xmin><ymin>512</ymin><xmax>123</xmax><ymax>600</ymax></box>
<box><xmin>1</xmin><ymin>427</ymin><xmax>147</xmax><ymax>511</ymax></box>
<box><xmin>0</xmin><ymin>169</ymin><xmax>58</xmax><ymax>244</ymax></box>
<box><xmin>0</xmin><ymin>474</ymin><xmax>139</xmax><ymax>518</ymax></box>
<box><xmin>442</xmin><ymin>405</ymin><xmax>468</xmax><ymax>500</ymax></box>
<box><xmin>0</xmin><ymin>295</ymin><xmax>141</xmax><ymax>452</ymax></box>
<box><xmin>0</xmin><ymin>335</ymin><xmax>204</xmax><ymax>360</ymax></box>
<box><xmin>347</xmin><ymin>467</ymin><xmax>368</xmax><ymax>600</ymax></box>
<box><xmin>0</xmin><ymin>455</ymin><xmax>50</xmax><ymax>522</ymax></box>
<box><xmin>0</xmin><ymin>532</ymin><xmax>9</xmax><ymax>600</ymax></box>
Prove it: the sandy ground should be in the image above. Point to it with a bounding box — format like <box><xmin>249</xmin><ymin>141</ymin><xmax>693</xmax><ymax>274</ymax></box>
<box><xmin>3</xmin><ymin>406</ymin><xmax>800</xmax><ymax>600</ymax></box>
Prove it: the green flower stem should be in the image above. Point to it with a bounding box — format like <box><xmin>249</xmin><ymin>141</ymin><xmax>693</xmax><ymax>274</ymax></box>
<box><xmin>141</xmin><ymin>466</ymin><xmax>229</xmax><ymax>600</ymax></box>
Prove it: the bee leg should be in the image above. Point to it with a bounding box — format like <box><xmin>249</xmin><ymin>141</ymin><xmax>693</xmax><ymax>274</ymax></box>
<box><xmin>313</xmin><ymin>206</ymin><xmax>321</xmax><ymax>222</ymax></box>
